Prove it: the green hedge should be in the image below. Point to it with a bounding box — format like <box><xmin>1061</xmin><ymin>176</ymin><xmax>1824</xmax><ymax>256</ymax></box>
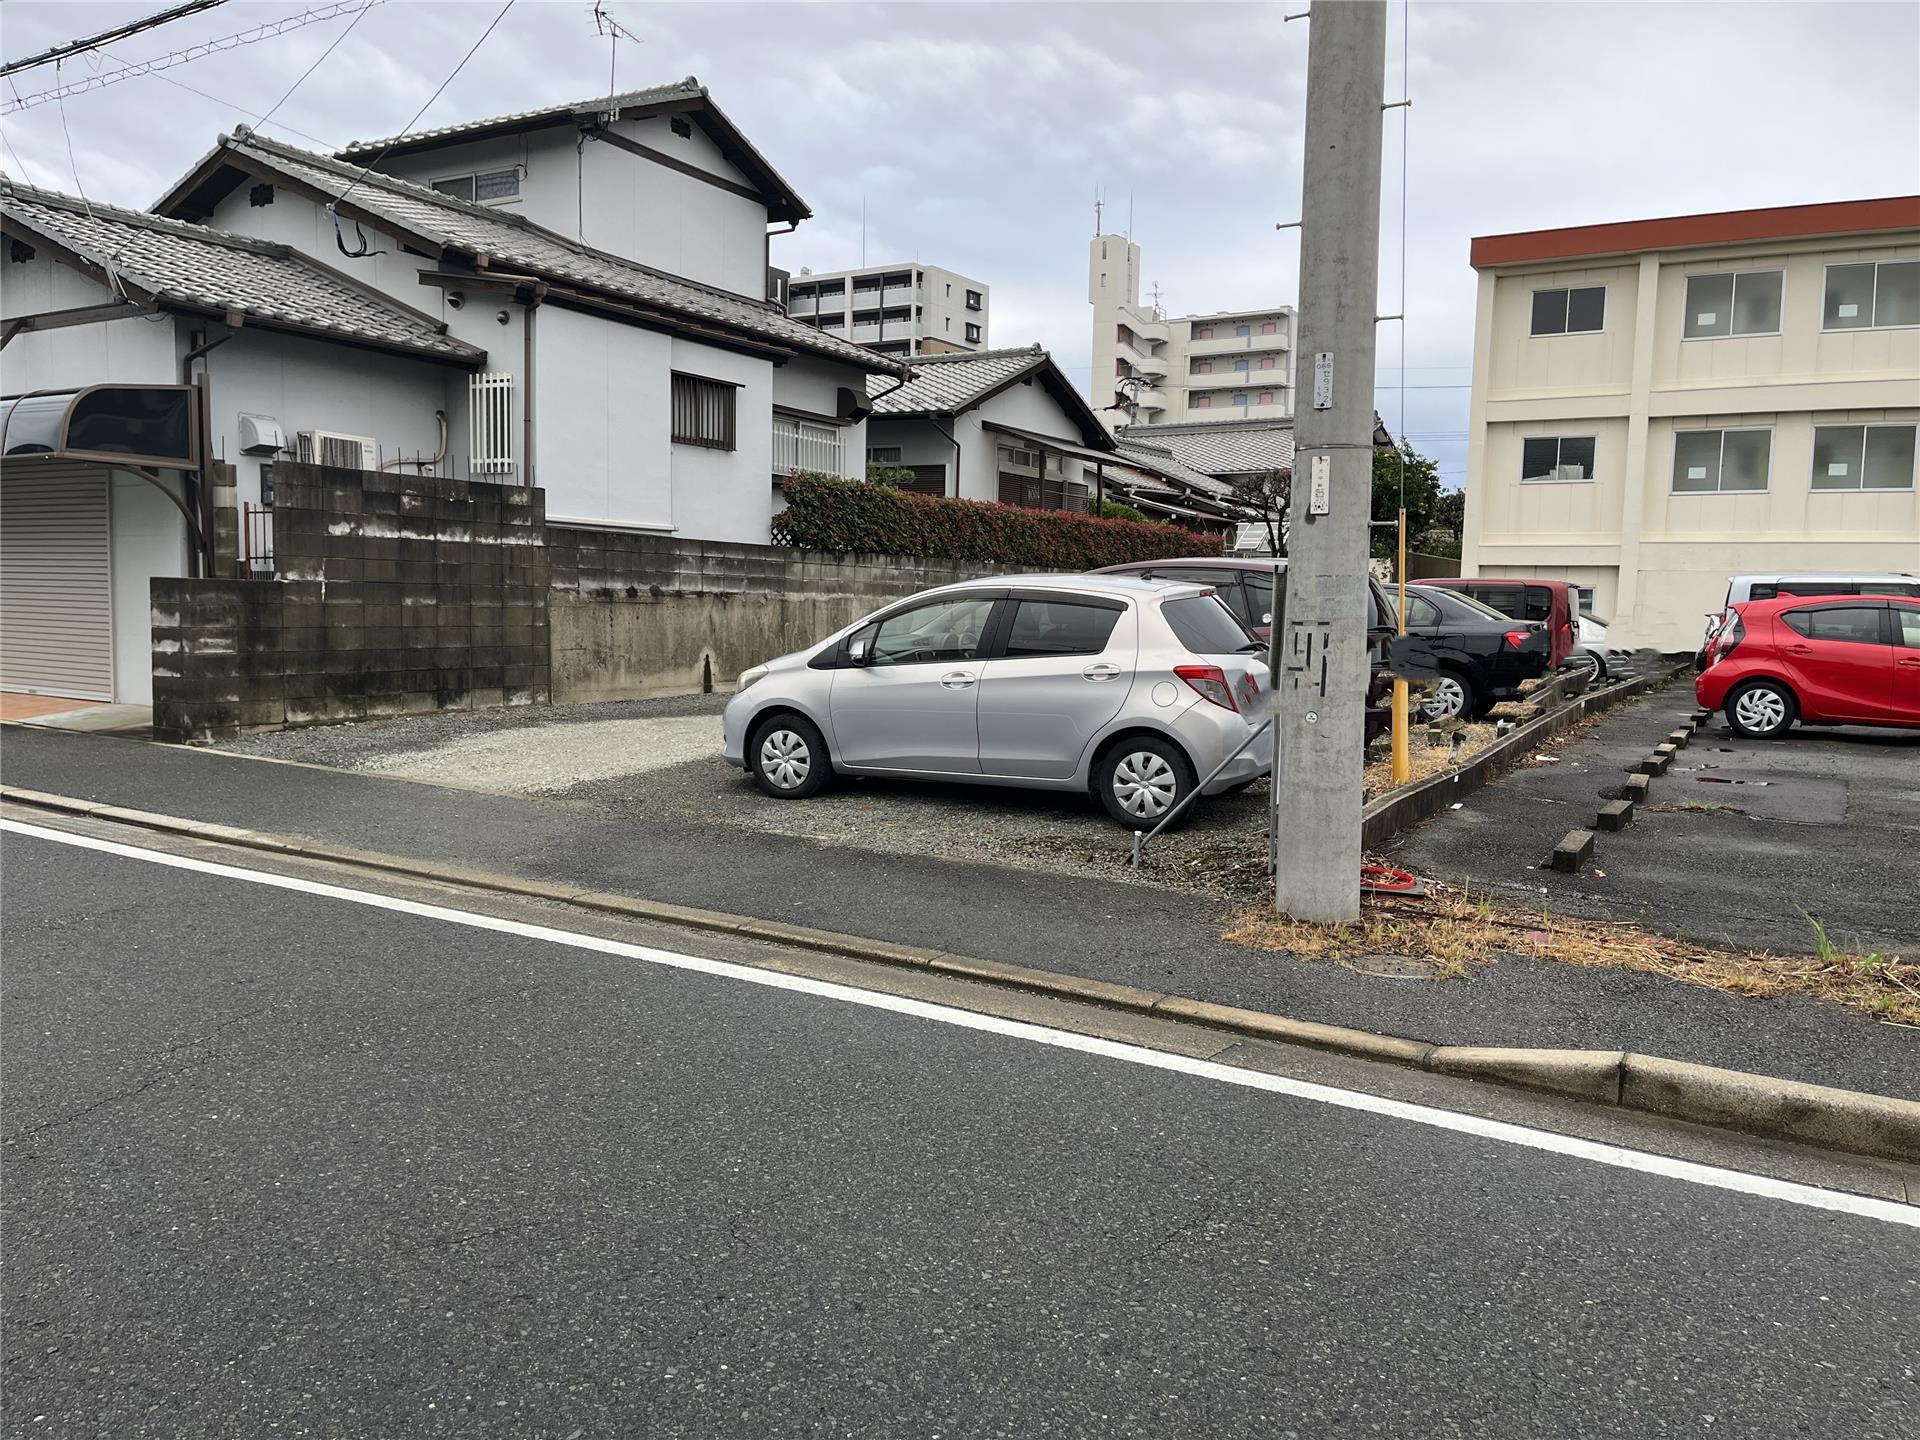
<box><xmin>773</xmin><ymin>472</ymin><xmax>1219</xmax><ymax>567</ymax></box>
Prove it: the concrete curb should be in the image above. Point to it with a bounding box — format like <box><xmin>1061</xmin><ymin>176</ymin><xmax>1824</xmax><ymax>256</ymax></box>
<box><xmin>5</xmin><ymin>783</ymin><xmax>1916</xmax><ymax>1166</ymax></box>
<box><xmin>1360</xmin><ymin>666</ymin><xmax>1683</xmax><ymax>851</ymax></box>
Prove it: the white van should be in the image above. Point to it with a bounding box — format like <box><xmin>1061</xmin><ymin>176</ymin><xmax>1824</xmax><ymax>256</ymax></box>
<box><xmin>1698</xmin><ymin>573</ymin><xmax>1920</xmax><ymax>667</ymax></box>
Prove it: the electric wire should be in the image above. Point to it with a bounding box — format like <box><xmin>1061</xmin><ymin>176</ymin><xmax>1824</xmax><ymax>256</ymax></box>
<box><xmin>255</xmin><ymin>0</ymin><xmax>375</xmax><ymax>135</ymax></box>
<box><xmin>0</xmin><ymin>0</ymin><xmax>229</xmax><ymax>79</ymax></box>
<box><xmin>95</xmin><ymin>45</ymin><xmax>335</xmax><ymax>149</ymax></box>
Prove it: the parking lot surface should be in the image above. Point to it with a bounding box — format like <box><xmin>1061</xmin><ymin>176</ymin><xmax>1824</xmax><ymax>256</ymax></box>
<box><xmin>1389</xmin><ymin>690</ymin><xmax>1920</xmax><ymax>958</ymax></box>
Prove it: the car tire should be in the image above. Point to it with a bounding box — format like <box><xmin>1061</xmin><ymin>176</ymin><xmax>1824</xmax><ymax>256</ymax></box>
<box><xmin>1725</xmin><ymin>679</ymin><xmax>1796</xmax><ymax>739</ymax></box>
<box><xmin>1096</xmin><ymin>736</ymin><xmax>1195</xmax><ymax>829</ymax></box>
<box><xmin>748</xmin><ymin>713</ymin><xmax>832</xmax><ymax>799</ymax></box>
<box><xmin>1570</xmin><ymin>650</ymin><xmax>1604</xmax><ymax>684</ymax></box>
<box><xmin>1421</xmin><ymin>669</ymin><xmax>1475</xmax><ymax>722</ymax></box>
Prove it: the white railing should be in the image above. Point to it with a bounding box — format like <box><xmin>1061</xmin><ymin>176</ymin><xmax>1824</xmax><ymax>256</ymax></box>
<box><xmin>469</xmin><ymin>371</ymin><xmax>515</xmax><ymax>476</ymax></box>
<box><xmin>773</xmin><ymin>415</ymin><xmax>844</xmax><ymax>477</ymax></box>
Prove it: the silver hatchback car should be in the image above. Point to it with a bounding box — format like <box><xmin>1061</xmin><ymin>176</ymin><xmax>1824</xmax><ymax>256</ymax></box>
<box><xmin>721</xmin><ymin>574</ymin><xmax>1272</xmax><ymax>827</ymax></box>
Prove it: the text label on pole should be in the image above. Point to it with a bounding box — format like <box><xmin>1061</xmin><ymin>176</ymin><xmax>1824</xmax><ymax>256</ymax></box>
<box><xmin>1312</xmin><ymin>351</ymin><xmax>1334</xmax><ymax>410</ymax></box>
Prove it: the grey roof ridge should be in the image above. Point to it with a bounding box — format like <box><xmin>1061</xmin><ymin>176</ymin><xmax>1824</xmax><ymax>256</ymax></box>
<box><xmin>232</xmin><ymin>128</ymin><xmax>807</xmax><ymax>321</ymax></box>
<box><xmin>3</xmin><ymin>174</ymin><xmax>295</xmax><ymax>260</ymax></box>
<box><xmin>334</xmin><ymin>77</ymin><xmax>702</xmax><ymax>157</ymax></box>
<box><xmin>1124</xmin><ymin>415</ymin><xmax>1296</xmax><ymax>434</ymax></box>
<box><xmin>902</xmin><ymin>343</ymin><xmax>1045</xmax><ymax>364</ymax></box>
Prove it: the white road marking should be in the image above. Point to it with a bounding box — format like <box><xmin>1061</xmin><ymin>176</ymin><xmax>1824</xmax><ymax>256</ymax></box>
<box><xmin>6</xmin><ymin>815</ymin><xmax>1915</xmax><ymax>1227</ymax></box>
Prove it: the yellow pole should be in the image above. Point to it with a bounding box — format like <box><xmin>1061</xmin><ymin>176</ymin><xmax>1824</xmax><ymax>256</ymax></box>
<box><xmin>1391</xmin><ymin>505</ymin><xmax>1411</xmax><ymax>783</ymax></box>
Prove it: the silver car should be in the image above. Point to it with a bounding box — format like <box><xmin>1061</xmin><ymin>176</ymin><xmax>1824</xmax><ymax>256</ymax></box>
<box><xmin>721</xmin><ymin>574</ymin><xmax>1272</xmax><ymax>827</ymax></box>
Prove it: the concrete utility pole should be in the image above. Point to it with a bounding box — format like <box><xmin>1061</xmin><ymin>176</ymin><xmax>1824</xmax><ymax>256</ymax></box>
<box><xmin>1272</xmin><ymin>0</ymin><xmax>1387</xmax><ymax>923</ymax></box>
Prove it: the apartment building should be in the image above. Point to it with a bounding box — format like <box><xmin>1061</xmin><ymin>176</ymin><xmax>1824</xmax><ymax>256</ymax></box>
<box><xmin>1459</xmin><ymin>197</ymin><xmax>1920</xmax><ymax>652</ymax></box>
<box><xmin>785</xmin><ymin>264</ymin><xmax>988</xmax><ymax>357</ymax></box>
<box><xmin>1088</xmin><ymin>233</ymin><xmax>1294</xmax><ymax>429</ymax></box>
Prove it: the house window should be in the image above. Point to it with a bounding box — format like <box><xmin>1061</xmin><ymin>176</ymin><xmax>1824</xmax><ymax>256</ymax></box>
<box><xmin>1234</xmin><ymin>324</ymin><xmax>1250</xmax><ymax>337</ymax></box>
<box><xmin>671</xmin><ymin>372</ymin><xmax>736</xmax><ymax>451</ymax></box>
<box><xmin>1824</xmin><ymin>260</ymin><xmax>1920</xmax><ymax>330</ymax></box>
<box><xmin>1811</xmin><ymin>423</ymin><xmax>1917</xmax><ymax>491</ymax></box>
<box><xmin>774</xmin><ymin>414</ymin><xmax>842</xmax><ymax>475</ymax></box>
<box><xmin>1259</xmin><ymin>321</ymin><xmax>1277</xmax><ymax>335</ymax></box>
<box><xmin>432</xmin><ymin>167</ymin><xmax>520</xmax><ymax>203</ymax></box>
<box><xmin>1232</xmin><ymin>393</ymin><xmax>1249</xmax><ymax>407</ymax></box>
<box><xmin>965</xmin><ymin>323</ymin><xmax>981</xmax><ymax>342</ymax></box>
<box><xmin>1195</xmin><ymin>326</ymin><xmax>1213</xmax><ymax>340</ymax></box>
<box><xmin>1193</xmin><ymin>395</ymin><xmax>1213</xmax><ymax>409</ymax></box>
<box><xmin>1520</xmin><ymin>435</ymin><xmax>1596</xmax><ymax>482</ymax></box>
<box><xmin>1671</xmin><ymin>427</ymin><xmax>1770</xmax><ymax>494</ymax></box>
<box><xmin>965</xmin><ymin>289</ymin><xmax>983</xmax><ymax>310</ymax></box>
<box><xmin>1684</xmin><ymin>270</ymin><xmax>1783</xmax><ymax>339</ymax></box>
<box><xmin>1530</xmin><ymin>285</ymin><xmax>1607</xmax><ymax>336</ymax></box>
<box><xmin>867</xmin><ymin>446</ymin><xmax>902</xmax><ymax>464</ymax></box>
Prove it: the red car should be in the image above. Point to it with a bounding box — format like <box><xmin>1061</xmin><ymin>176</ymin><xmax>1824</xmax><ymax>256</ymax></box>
<box><xmin>1695</xmin><ymin>594</ymin><xmax>1920</xmax><ymax>738</ymax></box>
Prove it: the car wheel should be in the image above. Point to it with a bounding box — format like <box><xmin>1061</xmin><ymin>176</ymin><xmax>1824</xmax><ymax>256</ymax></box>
<box><xmin>1570</xmin><ymin>650</ymin><xmax>1604</xmax><ymax>684</ymax></box>
<box><xmin>1421</xmin><ymin>670</ymin><xmax>1475</xmax><ymax>722</ymax></box>
<box><xmin>749</xmin><ymin>714</ymin><xmax>831</xmax><ymax>798</ymax></box>
<box><xmin>1725</xmin><ymin>680</ymin><xmax>1796</xmax><ymax>739</ymax></box>
<box><xmin>1097</xmin><ymin>737</ymin><xmax>1195</xmax><ymax>829</ymax></box>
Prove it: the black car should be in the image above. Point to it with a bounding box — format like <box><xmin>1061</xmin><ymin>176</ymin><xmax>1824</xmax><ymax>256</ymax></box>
<box><xmin>1400</xmin><ymin>583</ymin><xmax>1550</xmax><ymax>720</ymax></box>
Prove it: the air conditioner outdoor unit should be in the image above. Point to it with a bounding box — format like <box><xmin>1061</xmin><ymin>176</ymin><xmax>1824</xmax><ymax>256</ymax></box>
<box><xmin>297</xmin><ymin>429</ymin><xmax>379</xmax><ymax>471</ymax></box>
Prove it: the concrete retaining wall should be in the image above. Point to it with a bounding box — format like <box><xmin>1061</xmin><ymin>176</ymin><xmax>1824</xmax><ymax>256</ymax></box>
<box><xmin>548</xmin><ymin>526</ymin><xmax>1022</xmax><ymax>703</ymax></box>
<box><xmin>152</xmin><ymin>465</ymin><xmax>549</xmax><ymax>741</ymax></box>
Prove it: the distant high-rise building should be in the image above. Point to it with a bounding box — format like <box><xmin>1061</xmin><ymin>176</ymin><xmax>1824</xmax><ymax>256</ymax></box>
<box><xmin>786</xmin><ymin>263</ymin><xmax>988</xmax><ymax>357</ymax></box>
<box><xmin>1089</xmin><ymin>233</ymin><xmax>1295</xmax><ymax>429</ymax></box>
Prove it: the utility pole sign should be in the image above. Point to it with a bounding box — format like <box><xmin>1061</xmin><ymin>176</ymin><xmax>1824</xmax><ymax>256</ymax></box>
<box><xmin>1271</xmin><ymin>0</ymin><xmax>1387</xmax><ymax>923</ymax></box>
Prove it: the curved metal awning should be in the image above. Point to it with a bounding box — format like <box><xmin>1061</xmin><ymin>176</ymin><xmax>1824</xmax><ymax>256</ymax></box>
<box><xmin>0</xmin><ymin>385</ymin><xmax>200</xmax><ymax>472</ymax></box>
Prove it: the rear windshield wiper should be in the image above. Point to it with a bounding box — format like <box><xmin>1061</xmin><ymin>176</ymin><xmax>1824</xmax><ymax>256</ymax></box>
<box><xmin>1237</xmin><ymin>641</ymin><xmax>1266</xmax><ymax>653</ymax></box>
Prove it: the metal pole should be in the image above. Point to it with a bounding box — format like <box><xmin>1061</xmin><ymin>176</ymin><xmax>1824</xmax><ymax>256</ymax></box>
<box><xmin>1392</xmin><ymin>504</ymin><xmax>1411</xmax><ymax>783</ymax></box>
<box><xmin>1272</xmin><ymin>0</ymin><xmax>1387</xmax><ymax>922</ymax></box>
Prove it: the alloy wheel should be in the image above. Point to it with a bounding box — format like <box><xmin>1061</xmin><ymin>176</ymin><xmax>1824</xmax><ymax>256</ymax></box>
<box><xmin>758</xmin><ymin>729</ymin><xmax>812</xmax><ymax>790</ymax></box>
<box><xmin>1572</xmin><ymin>652</ymin><xmax>1603</xmax><ymax>683</ymax></box>
<box><xmin>1423</xmin><ymin>675</ymin><xmax>1467</xmax><ymax>721</ymax></box>
<box><xmin>1113</xmin><ymin>751</ymin><xmax>1178</xmax><ymax>820</ymax></box>
<box><xmin>1733</xmin><ymin>687</ymin><xmax>1787</xmax><ymax>734</ymax></box>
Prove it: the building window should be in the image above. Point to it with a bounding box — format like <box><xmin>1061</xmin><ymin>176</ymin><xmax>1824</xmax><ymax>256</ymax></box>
<box><xmin>965</xmin><ymin>323</ymin><xmax>981</xmax><ymax>342</ymax></box>
<box><xmin>1684</xmin><ymin>270</ymin><xmax>1783</xmax><ymax>339</ymax></box>
<box><xmin>671</xmin><ymin>372</ymin><xmax>736</xmax><ymax>451</ymax></box>
<box><xmin>1233</xmin><ymin>359</ymin><xmax>1249</xmax><ymax>372</ymax></box>
<box><xmin>773</xmin><ymin>414</ymin><xmax>842</xmax><ymax>475</ymax></box>
<box><xmin>965</xmin><ymin>289</ymin><xmax>983</xmax><ymax>311</ymax></box>
<box><xmin>1257</xmin><ymin>356</ymin><xmax>1275</xmax><ymax>369</ymax></box>
<box><xmin>1232</xmin><ymin>393</ymin><xmax>1249</xmax><ymax>407</ymax></box>
<box><xmin>1100</xmin><ymin>272</ymin><xmax>1107</xmax><ymax>288</ymax></box>
<box><xmin>1193</xmin><ymin>395</ymin><xmax>1213</xmax><ymax>409</ymax></box>
<box><xmin>1530</xmin><ymin>285</ymin><xmax>1607</xmax><ymax>336</ymax></box>
<box><xmin>1257</xmin><ymin>391</ymin><xmax>1274</xmax><ymax>405</ymax></box>
<box><xmin>867</xmin><ymin>446</ymin><xmax>903</xmax><ymax>464</ymax></box>
<box><xmin>1672</xmin><ymin>427</ymin><xmax>1770</xmax><ymax>494</ymax></box>
<box><xmin>1824</xmin><ymin>260</ymin><xmax>1920</xmax><ymax>330</ymax></box>
<box><xmin>1234</xmin><ymin>324</ymin><xmax>1250</xmax><ymax>337</ymax></box>
<box><xmin>1195</xmin><ymin>362</ymin><xmax>1212</xmax><ymax>374</ymax></box>
<box><xmin>1520</xmin><ymin>435</ymin><xmax>1597</xmax><ymax>482</ymax></box>
<box><xmin>1259</xmin><ymin>321</ymin><xmax>1277</xmax><ymax>335</ymax></box>
<box><xmin>1116</xmin><ymin>324</ymin><xmax>1133</xmax><ymax>345</ymax></box>
<box><xmin>1811</xmin><ymin>423</ymin><xmax>1917</xmax><ymax>491</ymax></box>
<box><xmin>432</xmin><ymin>167</ymin><xmax>520</xmax><ymax>203</ymax></box>
<box><xmin>1195</xmin><ymin>326</ymin><xmax>1213</xmax><ymax>340</ymax></box>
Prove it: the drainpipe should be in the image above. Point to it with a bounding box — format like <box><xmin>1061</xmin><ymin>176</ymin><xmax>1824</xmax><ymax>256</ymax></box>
<box><xmin>929</xmin><ymin>412</ymin><xmax>960</xmax><ymax>498</ymax></box>
<box><xmin>180</xmin><ymin>327</ymin><xmax>233</xmax><ymax>577</ymax></box>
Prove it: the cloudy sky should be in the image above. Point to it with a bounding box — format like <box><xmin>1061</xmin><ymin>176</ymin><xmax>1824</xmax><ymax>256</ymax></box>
<box><xmin>5</xmin><ymin>0</ymin><xmax>1917</xmax><ymax>488</ymax></box>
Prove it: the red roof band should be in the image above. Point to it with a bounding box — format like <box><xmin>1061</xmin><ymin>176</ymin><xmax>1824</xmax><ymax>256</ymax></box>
<box><xmin>1470</xmin><ymin>195</ymin><xmax>1920</xmax><ymax>269</ymax></box>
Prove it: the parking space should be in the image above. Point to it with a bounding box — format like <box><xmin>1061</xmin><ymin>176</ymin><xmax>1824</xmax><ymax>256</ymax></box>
<box><xmin>1388</xmin><ymin>686</ymin><xmax>1920</xmax><ymax>958</ymax></box>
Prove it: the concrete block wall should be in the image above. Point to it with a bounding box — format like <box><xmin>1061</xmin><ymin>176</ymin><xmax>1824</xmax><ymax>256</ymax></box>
<box><xmin>547</xmin><ymin>527</ymin><xmax>1023</xmax><ymax>703</ymax></box>
<box><xmin>152</xmin><ymin>464</ymin><xmax>550</xmax><ymax>741</ymax></box>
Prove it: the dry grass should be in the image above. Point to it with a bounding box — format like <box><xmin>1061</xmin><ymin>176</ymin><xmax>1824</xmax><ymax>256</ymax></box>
<box><xmin>1363</xmin><ymin>721</ymin><xmax>1498</xmax><ymax>802</ymax></box>
<box><xmin>1222</xmin><ymin>883</ymin><xmax>1920</xmax><ymax>1025</ymax></box>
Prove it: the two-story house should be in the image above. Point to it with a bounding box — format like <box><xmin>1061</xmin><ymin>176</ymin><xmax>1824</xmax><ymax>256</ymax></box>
<box><xmin>1459</xmin><ymin>197</ymin><xmax>1920</xmax><ymax>652</ymax></box>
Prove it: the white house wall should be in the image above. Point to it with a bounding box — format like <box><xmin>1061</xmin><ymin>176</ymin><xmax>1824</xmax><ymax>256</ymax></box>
<box><xmin>670</xmin><ymin>337</ymin><xmax>773</xmax><ymax>544</ymax></box>
<box><xmin>109</xmin><ymin>471</ymin><xmax>186</xmax><ymax>705</ymax></box>
<box><xmin>772</xmin><ymin>354</ymin><xmax>866</xmax><ymax>481</ymax></box>
<box><xmin>533</xmin><ymin>303</ymin><xmax>673</xmax><ymax>530</ymax></box>
<box><xmin>955</xmin><ymin>377</ymin><xmax>1093</xmax><ymax>504</ymax></box>
<box><xmin>0</xmin><ymin>259</ymin><xmax>179</xmax><ymax>388</ymax></box>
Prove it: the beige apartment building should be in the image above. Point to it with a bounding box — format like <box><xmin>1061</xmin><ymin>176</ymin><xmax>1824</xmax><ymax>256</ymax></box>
<box><xmin>1460</xmin><ymin>197</ymin><xmax>1920</xmax><ymax>652</ymax></box>
<box><xmin>1088</xmin><ymin>233</ymin><xmax>1294</xmax><ymax>429</ymax></box>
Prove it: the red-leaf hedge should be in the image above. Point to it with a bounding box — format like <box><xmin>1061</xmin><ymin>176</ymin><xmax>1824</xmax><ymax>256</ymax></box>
<box><xmin>772</xmin><ymin>472</ymin><xmax>1220</xmax><ymax>567</ymax></box>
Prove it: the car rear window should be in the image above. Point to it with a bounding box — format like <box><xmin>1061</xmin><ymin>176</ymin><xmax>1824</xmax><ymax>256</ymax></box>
<box><xmin>1002</xmin><ymin>599</ymin><xmax>1121</xmax><ymax>658</ymax></box>
<box><xmin>1522</xmin><ymin>587</ymin><xmax>1554</xmax><ymax>623</ymax></box>
<box><xmin>1162</xmin><ymin>595</ymin><xmax>1255</xmax><ymax>654</ymax></box>
<box><xmin>1428</xmin><ymin>588</ymin><xmax>1513</xmax><ymax>623</ymax></box>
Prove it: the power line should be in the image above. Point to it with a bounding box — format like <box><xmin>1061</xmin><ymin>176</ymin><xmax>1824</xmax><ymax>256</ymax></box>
<box><xmin>95</xmin><ymin>43</ymin><xmax>336</xmax><ymax>149</ymax></box>
<box><xmin>3</xmin><ymin>1</ymin><xmax>377</xmax><ymax>114</ymax></box>
<box><xmin>1</xmin><ymin>0</ymin><xmax>228</xmax><ymax>79</ymax></box>
<box><xmin>256</xmin><ymin>0</ymin><xmax>374</xmax><ymax>134</ymax></box>
<box><xmin>331</xmin><ymin>0</ymin><xmax>516</xmax><ymax>214</ymax></box>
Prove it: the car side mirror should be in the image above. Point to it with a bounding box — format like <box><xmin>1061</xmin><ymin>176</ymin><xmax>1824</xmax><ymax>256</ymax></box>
<box><xmin>847</xmin><ymin>636</ymin><xmax>870</xmax><ymax>666</ymax></box>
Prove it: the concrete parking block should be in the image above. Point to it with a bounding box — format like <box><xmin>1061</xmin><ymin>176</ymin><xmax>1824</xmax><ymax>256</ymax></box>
<box><xmin>1667</xmin><ymin>729</ymin><xmax>1691</xmax><ymax>748</ymax></box>
<box><xmin>1549</xmin><ymin>829</ymin><xmax>1595</xmax><ymax>873</ymax></box>
<box><xmin>1635</xmin><ymin>752</ymin><xmax>1671</xmax><ymax>776</ymax></box>
<box><xmin>1595</xmin><ymin>799</ymin><xmax>1634</xmax><ymax>831</ymax></box>
<box><xmin>1622</xmin><ymin>773</ymin><xmax>1651</xmax><ymax>803</ymax></box>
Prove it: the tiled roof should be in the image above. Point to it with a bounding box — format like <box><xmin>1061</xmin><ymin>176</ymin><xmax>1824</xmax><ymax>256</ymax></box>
<box><xmin>178</xmin><ymin>131</ymin><xmax>898</xmax><ymax>375</ymax></box>
<box><xmin>0</xmin><ymin>178</ymin><xmax>483</xmax><ymax>364</ymax></box>
<box><xmin>1116</xmin><ymin>417</ymin><xmax>1296</xmax><ymax>477</ymax></box>
<box><xmin>336</xmin><ymin>79</ymin><xmax>703</xmax><ymax>157</ymax></box>
<box><xmin>866</xmin><ymin>345</ymin><xmax>1048</xmax><ymax>414</ymax></box>
<box><xmin>1112</xmin><ymin>440</ymin><xmax>1235</xmax><ymax>498</ymax></box>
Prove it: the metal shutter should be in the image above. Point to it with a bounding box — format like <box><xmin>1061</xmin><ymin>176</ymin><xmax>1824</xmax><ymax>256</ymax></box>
<box><xmin>1</xmin><ymin>462</ymin><xmax>114</xmax><ymax>700</ymax></box>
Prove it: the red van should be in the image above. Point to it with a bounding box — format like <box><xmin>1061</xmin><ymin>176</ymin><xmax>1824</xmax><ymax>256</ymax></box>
<box><xmin>1422</xmin><ymin>578</ymin><xmax>1578</xmax><ymax>670</ymax></box>
<box><xmin>1695</xmin><ymin>594</ymin><xmax>1920</xmax><ymax>737</ymax></box>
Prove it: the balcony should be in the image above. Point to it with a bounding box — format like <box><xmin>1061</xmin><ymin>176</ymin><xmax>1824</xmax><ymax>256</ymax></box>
<box><xmin>850</xmin><ymin>323</ymin><xmax>883</xmax><ymax>344</ymax></box>
<box><xmin>786</xmin><ymin>293</ymin><xmax>819</xmax><ymax>317</ymax></box>
<box><xmin>1187</xmin><ymin>329</ymin><xmax>1289</xmax><ymax>355</ymax></box>
<box><xmin>773</xmin><ymin>414</ymin><xmax>846</xmax><ymax>477</ymax></box>
<box><xmin>882</xmin><ymin>285</ymin><xmax>917</xmax><ymax>307</ymax></box>
<box><xmin>1191</xmin><ymin>361</ymin><xmax>1286</xmax><ymax>383</ymax></box>
<box><xmin>1132</xmin><ymin>353</ymin><xmax>1169</xmax><ymax>380</ymax></box>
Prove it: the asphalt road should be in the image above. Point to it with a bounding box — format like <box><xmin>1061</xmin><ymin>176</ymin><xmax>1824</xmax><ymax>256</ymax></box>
<box><xmin>4</xmin><ymin>723</ymin><xmax>1913</xmax><ymax>1099</ymax></box>
<box><xmin>4</xmin><ymin>823</ymin><xmax>1916</xmax><ymax>1438</ymax></box>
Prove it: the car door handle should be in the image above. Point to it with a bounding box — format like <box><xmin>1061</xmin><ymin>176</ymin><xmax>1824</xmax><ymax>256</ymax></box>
<box><xmin>940</xmin><ymin>670</ymin><xmax>977</xmax><ymax>690</ymax></box>
<box><xmin>1786</xmin><ymin>645</ymin><xmax>1814</xmax><ymax>656</ymax></box>
<box><xmin>1083</xmin><ymin>663</ymin><xmax>1122</xmax><ymax>681</ymax></box>
<box><xmin>1898</xmin><ymin>657</ymin><xmax>1920</xmax><ymax>669</ymax></box>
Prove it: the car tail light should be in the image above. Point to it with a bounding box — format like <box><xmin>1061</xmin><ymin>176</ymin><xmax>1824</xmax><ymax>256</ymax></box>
<box><xmin>1706</xmin><ymin>613</ymin><xmax>1745</xmax><ymax>665</ymax></box>
<box><xmin>1502</xmin><ymin>629</ymin><xmax>1532</xmax><ymax>650</ymax></box>
<box><xmin>1237</xmin><ymin>671</ymin><xmax>1261</xmax><ymax>708</ymax></box>
<box><xmin>1176</xmin><ymin>663</ymin><xmax>1238</xmax><ymax>711</ymax></box>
